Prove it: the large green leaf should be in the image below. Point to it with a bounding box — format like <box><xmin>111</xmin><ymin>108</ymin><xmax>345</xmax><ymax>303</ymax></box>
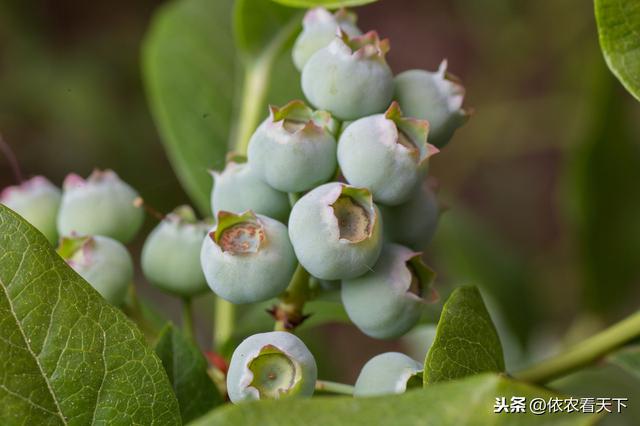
<box><xmin>235</xmin><ymin>0</ymin><xmax>299</xmax><ymax>57</ymax></box>
<box><xmin>143</xmin><ymin>0</ymin><xmax>303</xmax><ymax>215</ymax></box>
<box><xmin>229</xmin><ymin>0</ymin><xmax>303</xmax><ymax>155</ymax></box>
<box><xmin>608</xmin><ymin>346</ymin><xmax>640</xmax><ymax>380</ymax></box>
<box><xmin>143</xmin><ymin>0</ymin><xmax>237</xmax><ymax>214</ymax></box>
<box><xmin>424</xmin><ymin>286</ymin><xmax>505</xmax><ymax>384</ymax></box>
<box><xmin>191</xmin><ymin>374</ymin><xmax>597</xmax><ymax>426</ymax></box>
<box><xmin>0</xmin><ymin>205</ymin><xmax>180</xmax><ymax>425</ymax></box>
<box><xmin>155</xmin><ymin>324</ymin><xmax>223</xmax><ymax>423</ymax></box>
<box><xmin>271</xmin><ymin>0</ymin><xmax>378</xmax><ymax>8</ymax></box>
<box><xmin>552</xmin><ymin>353</ymin><xmax>640</xmax><ymax>426</ymax></box>
<box><xmin>595</xmin><ymin>0</ymin><xmax>640</xmax><ymax>101</ymax></box>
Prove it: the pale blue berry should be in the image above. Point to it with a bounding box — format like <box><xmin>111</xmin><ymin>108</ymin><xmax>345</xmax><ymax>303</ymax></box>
<box><xmin>227</xmin><ymin>331</ymin><xmax>317</xmax><ymax>403</ymax></box>
<box><xmin>381</xmin><ymin>181</ymin><xmax>439</xmax><ymax>250</ymax></box>
<box><xmin>248</xmin><ymin>100</ymin><xmax>338</xmax><ymax>193</ymax></box>
<box><xmin>394</xmin><ymin>61</ymin><xmax>470</xmax><ymax>148</ymax></box>
<box><xmin>354</xmin><ymin>352</ymin><xmax>423</xmax><ymax>397</ymax></box>
<box><xmin>211</xmin><ymin>161</ymin><xmax>290</xmax><ymax>224</ymax></box>
<box><xmin>288</xmin><ymin>183</ymin><xmax>383</xmax><ymax>280</ymax></box>
<box><xmin>301</xmin><ymin>31</ymin><xmax>393</xmax><ymax>120</ymax></box>
<box><xmin>201</xmin><ymin>211</ymin><xmax>296</xmax><ymax>304</ymax></box>
<box><xmin>142</xmin><ymin>206</ymin><xmax>210</xmax><ymax>297</ymax></box>
<box><xmin>58</xmin><ymin>235</ymin><xmax>133</xmax><ymax>306</ymax></box>
<box><xmin>1</xmin><ymin>176</ymin><xmax>61</xmax><ymax>244</ymax></box>
<box><xmin>292</xmin><ymin>7</ymin><xmax>361</xmax><ymax>71</ymax></box>
<box><xmin>338</xmin><ymin>102</ymin><xmax>439</xmax><ymax>205</ymax></box>
<box><xmin>341</xmin><ymin>243</ymin><xmax>435</xmax><ymax>339</ymax></box>
<box><xmin>57</xmin><ymin>170</ymin><xmax>144</xmax><ymax>243</ymax></box>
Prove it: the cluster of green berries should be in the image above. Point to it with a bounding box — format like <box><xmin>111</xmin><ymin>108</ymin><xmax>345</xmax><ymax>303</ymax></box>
<box><xmin>207</xmin><ymin>7</ymin><xmax>468</xmax><ymax>402</ymax></box>
<box><xmin>0</xmin><ymin>6</ymin><xmax>468</xmax><ymax>404</ymax></box>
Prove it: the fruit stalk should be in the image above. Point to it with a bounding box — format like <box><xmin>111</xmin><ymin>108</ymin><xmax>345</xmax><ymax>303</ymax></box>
<box><xmin>273</xmin><ymin>264</ymin><xmax>311</xmax><ymax>331</ymax></box>
<box><xmin>315</xmin><ymin>380</ymin><xmax>355</xmax><ymax>395</ymax></box>
<box><xmin>515</xmin><ymin>310</ymin><xmax>640</xmax><ymax>384</ymax></box>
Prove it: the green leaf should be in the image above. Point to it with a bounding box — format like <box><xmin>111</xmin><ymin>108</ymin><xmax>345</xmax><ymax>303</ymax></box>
<box><xmin>0</xmin><ymin>205</ymin><xmax>180</xmax><ymax>425</ymax></box>
<box><xmin>155</xmin><ymin>324</ymin><xmax>223</xmax><ymax>423</ymax></box>
<box><xmin>424</xmin><ymin>286</ymin><xmax>505</xmax><ymax>384</ymax></box>
<box><xmin>608</xmin><ymin>346</ymin><xmax>640</xmax><ymax>380</ymax></box>
<box><xmin>143</xmin><ymin>0</ymin><xmax>236</xmax><ymax>214</ymax></box>
<box><xmin>230</xmin><ymin>0</ymin><xmax>303</xmax><ymax>155</ymax></box>
<box><xmin>551</xmin><ymin>359</ymin><xmax>640</xmax><ymax>425</ymax></box>
<box><xmin>235</xmin><ymin>0</ymin><xmax>299</xmax><ymax>57</ymax></box>
<box><xmin>271</xmin><ymin>0</ymin><xmax>378</xmax><ymax>9</ymax></box>
<box><xmin>595</xmin><ymin>0</ymin><xmax>640</xmax><ymax>101</ymax></box>
<box><xmin>191</xmin><ymin>374</ymin><xmax>597</xmax><ymax>426</ymax></box>
<box><xmin>143</xmin><ymin>0</ymin><xmax>302</xmax><ymax>214</ymax></box>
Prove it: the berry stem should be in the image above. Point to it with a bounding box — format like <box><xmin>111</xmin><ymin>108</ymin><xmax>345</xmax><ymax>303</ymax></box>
<box><xmin>219</xmin><ymin>16</ymin><xmax>299</xmax><ymax>351</ymax></box>
<box><xmin>514</xmin><ymin>310</ymin><xmax>640</xmax><ymax>384</ymax></box>
<box><xmin>214</xmin><ymin>297</ymin><xmax>235</xmax><ymax>351</ymax></box>
<box><xmin>288</xmin><ymin>192</ymin><xmax>301</xmax><ymax>207</ymax></box>
<box><xmin>182</xmin><ymin>297</ymin><xmax>195</xmax><ymax>341</ymax></box>
<box><xmin>0</xmin><ymin>133</ymin><xmax>24</xmax><ymax>184</ymax></box>
<box><xmin>315</xmin><ymin>380</ymin><xmax>354</xmax><ymax>396</ymax></box>
<box><xmin>273</xmin><ymin>264</ymin><xmax>311</xmax><ymax>331</ymax></box>
<box><xmin>229</xmin><ymin>17</ymin><xmax>301</xmax><ymax>155</ymax></box>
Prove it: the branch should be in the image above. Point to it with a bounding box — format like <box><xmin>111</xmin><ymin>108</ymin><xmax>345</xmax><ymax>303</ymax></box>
<box><xmin>514</xmin><ymin>310</ymin><xmax>640</xmax><ymax>384</ymax></box>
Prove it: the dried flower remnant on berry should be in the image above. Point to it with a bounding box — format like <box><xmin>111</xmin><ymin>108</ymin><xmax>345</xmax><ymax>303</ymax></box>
<box><xmin>248</xmin><ymin>345</ymin><xmax>301</xmax><ymax>399</ymax></box>
<box><xmin>217</xmin><ymin>222</ymin><xmax>265</xmax><ymax>254</ymax></box>
<box><xmin>331</xmin><ymin>196</ymin><xmax>371</xmax><ymax>243</ymax></box>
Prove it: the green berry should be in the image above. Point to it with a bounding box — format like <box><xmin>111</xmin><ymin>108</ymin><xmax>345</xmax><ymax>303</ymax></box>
<box><xmin>292</xmin><ymin>7</ymin><xmax>361</xmax><ymax>71</ymax></box>
<box><xmin>338</xmin><ymin>102</ymin><xmax>439</xmax><ymax>205</ymax></box>
<box><xmin>381</xmin><ymin>181</ymin><xmax>439</xmax><ymax>250</ymax></box>
<box><xmin>288</xmin><ymin>183</ymin><xmax>383</xmax><ymax>280</ymax></box>
<box><xmin>141</xmin><ymin>206</ymin><xmax>210</xmax><ymax>297</ymax></box>
<box><xmin>227</xmin><ymin>331</ymin><xmax>317</xmax><ymax>403</ymax></box>
<box><xmin>341</xmin><ymin>243</ymin><xmax>435</xmax><ymax>339</ymax></box>
<box><xmin>301</xmin><ymin>31</ymin><xmax>393</xmax><ymax>120</ymax></box>
<box><xmin>1</xmin><ymin>176</ymin><xmax>61</xmax><ymax>244</ymax></box>
<box><xmin>201</xmin><ymin>211</ymin><xmax>296</xmax><ymax>304</ymax></box>
<box><xmin>394</xmin><ymin>61</ymin><xmax>470</xmax><ymax>148</ymax></box>
<box><xmin>248</xmin><ymin>100</ymin><xmax>338</xmax><ymax>193</ymax></box>
<box><xmin>57</xmin><ymin>170</ymin><xmax>144</xmax><ymax>243</ymax></box>
<box><xmin>211</xmin><ymin>161</ymin><xmax>290</xmax><ymax>224</ymax></box>
<box><xmin>58</xmin><ymin>235</ymin><xmax>133</xmax><ymax>306</ymax></box>
<box><xmin>354</xmin><ymin>352</ymin><xmax>423</xmax><ymax>397</ymax></box>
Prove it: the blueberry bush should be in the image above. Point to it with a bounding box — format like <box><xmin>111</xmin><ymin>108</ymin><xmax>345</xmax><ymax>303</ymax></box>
<box><xmin>1</xmin><ymin>0</ymin><xmax>639</xmax><ymax>425</ymax></box>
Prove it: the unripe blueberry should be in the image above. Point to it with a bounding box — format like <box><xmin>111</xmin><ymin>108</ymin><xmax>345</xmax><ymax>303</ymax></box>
<box><xmin>394</xmin><ymin>61</ymin><xmax>470</xmax><ymax>148</ymax></box>
<box><xmin>354</xmin><ymin>352</ymin><xmax>423</xmax><ymax>397</ymax></box>
<box><xmin>381</xmin><ymin>181</ymin><xmax>439</xmax><ymax>250</ymax></box>
<box><xmin>58</xmin><ymin>235</ymin><xmax>133</xmax><ymax>305</ymax></box>
<box><xmin>248</xmin><ymin>100</ymin><xmax>338</xmax><ymax>193</ymax></box>
<box><xmin>1</xmin><ymin>176</ymin><xmax>61</xmax><ymax>244</ymax></box>
<box><xmin>288</xmin><ymin>183</ymin><xmax>383</xmax><ymax>280</ymax></box>
<box><xmin>338</xmin><ymin>102</ymin><xmax>439</xmax><ymax>206</ymax></box>
<box><xmin>341</xmin><ymin>243</ymin><xmax>435</xmax><ymax>339</ymax></box>
<box><xmin>141</xmin><ymin>206</ymin><xmax>210</xmax><ymax>297</ymax></box>
<box><xmin>227</xmin><ymin>331</ymin><xmax>317</xmax><ymax>403</ymax></box>
<box><xmin>211</xmin><ymin>161</ymin><xmax>290</xmax><ymax>224</ymax></box>
<box><xmin>201</xmin><ymin>211</ymin><xmax>296</xmax><ymax>304</ymax></box>
<box><xmin>57</xmin><ymin>170</ymin><xmax>144</xmax><ymax>243</ymax></box>
<box><xmin>302</xmin><ymin>31</ymin><xmax>393</xmax><ymax>120</ymax></box>
<box><xmin>292</xmin><ymin>7</ymin><xmax>361</xmax><ymax>71</ymax></box>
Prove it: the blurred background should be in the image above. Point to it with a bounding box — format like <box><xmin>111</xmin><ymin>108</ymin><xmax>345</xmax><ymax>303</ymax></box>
<box><xmin>1</xmin><ymin>0</ymin><xmax>639</xmax><ymax>407</ymax></box>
